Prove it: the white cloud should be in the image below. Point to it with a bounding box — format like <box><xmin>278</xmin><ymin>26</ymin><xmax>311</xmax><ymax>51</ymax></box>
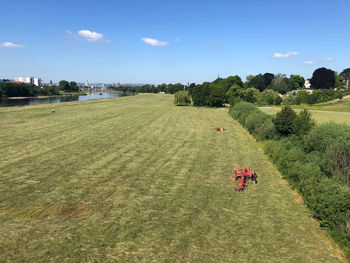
<box><xmin>141</xmin><ymin>37</ymin><xmax>168</xmax><ymax>46</ymax></box>
<box><xmin>175</xmin><ymin>38</ymin><xmax>181</xmax><ymax>42</ymax></box>
<box><xmin>272</xmin><ymin>51</ymin><xmax>299</xmax><ymax>58</ymax></box>
<box><xmin>1</xmin><ymin>42</ymin><xmax>25</xmax><ymax>48</ymax></box>
<box><xmin>78</xmin><ymin>30</ymin><xmax>104</xmax><ymax>42</ymax></box>
<box><xmin>325</xmin><ymin>57</ymin><xmax>335</xmax><ymax>61</ymax></box>
<box><xmin>304</xmin><ymin>61</ymin><xmax>315</xmax><ymax>65</ymax></box>
<box><xmin>66</xmin><ymin>29</ymin><xmax>72</xmax><ymax>35</ymax></box>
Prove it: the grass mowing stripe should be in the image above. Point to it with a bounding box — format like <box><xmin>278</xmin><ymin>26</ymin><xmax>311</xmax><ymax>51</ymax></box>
<box><xmin>0</xmin><ymin>94</ymin><xmax>345</xmax><ymax>262</ymax></box>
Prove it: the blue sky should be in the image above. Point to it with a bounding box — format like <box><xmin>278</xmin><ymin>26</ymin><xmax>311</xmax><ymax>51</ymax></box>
<box><xmin>1</xmin><ymin>0</ymin><xmax>349</xmax><ymax>84</ymax></box>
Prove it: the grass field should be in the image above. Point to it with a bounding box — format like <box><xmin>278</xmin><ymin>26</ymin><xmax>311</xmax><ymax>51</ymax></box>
<box><xmin>0</xmin><ymin>94</ymin><xmax>345</xmax><ymax>262</ymax></box>
<box><xmin>260</xmin><ymin>107</ymin><xmax>350</xmax><ymax>126</ymax></box>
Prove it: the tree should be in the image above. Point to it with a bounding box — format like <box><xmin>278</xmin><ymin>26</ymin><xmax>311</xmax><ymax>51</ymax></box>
<box><xmin>243</xmin><ymin>88</ymin><xmax>260</xmax><ymax>103</ymax></box>
<box><xmin>191</xmin><ymin>82</ymin><xmax>211</xmax><ymax>106</ymax></box>
<box><xmin>226</xmin><ymin>75</ymin><xmax>243</xmax><ymax>88</ymax></box>
<box><xmin>259</xmin><ymin>89</ymin><xmax>281</xmax><ymax>105</ymax></box>
<box><xmin>334</xmin><ymin>72</ymin><xmax>346</xmax><ymax>89</ymax></box>
<box><xmin>58</xmin><ymin>80</ymin><xmax>70</xmax><ymax>91</ymax></box>
<box><xmin>339</xmin><ymin>68</ymin><xmax>350</xmax><ymax>81</ymax></box>
<box><xmin>273</xmin><ymin>106</ymin><xmax>297</xmax><ymax>136</ymax></box>
<box><xmin>269</xmin><ymin>74</ymin><xmax>289</xmax><ymax>94</ymax></box>
<box><xmin>289</xmin><ymin>75</ymin><xmax>305</xmax><ymax>90</ymax></box>
<box><xmin>226</xmin><ymin>84</ymin><xmax>244</xmax><ymax>106</ymax></box>
<box><xmin>69</xmin><ymin>81</ymin><xmax>79</xmax><ymax>92</ymax></box>
<box><xmin>263</xmin><ymin>73</ymin><xmax>275</xmax><ymax>87</ymax></box>
<box><xmin>245</xmin><ymin>74</ymin><xmax>266</xmax><ymax>91</ymax></box>
<box><xmin>208</xmin><ymin>83</ymin><xmax>226</xmax><ymax>107</ymax></box>
<box><xmin>310</xmin><ymin>67</ymin><xmax>335</xmax><ymax>89</ymax></box>
<box><xmin>293</xmin><ymin>109</ymin><xmax>315</xmax><ymax>136</ymax></box>
<box><xmin>174</xmin><ymin>90</ymin><xmax>191</xmax><ymax>106</ymax></box>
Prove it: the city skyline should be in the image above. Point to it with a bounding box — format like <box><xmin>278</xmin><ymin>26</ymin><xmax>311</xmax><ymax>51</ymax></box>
<box><xmin>1</xmin><ymin>0</ymin><xmax>349</xmax><ymax>84</ymax></box>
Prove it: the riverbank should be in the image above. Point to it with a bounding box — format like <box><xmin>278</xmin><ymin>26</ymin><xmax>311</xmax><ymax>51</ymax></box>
<box><xmin>0</xmin><ymin>92</ymin><xmax>124</xmax><ymax>107</ymax></box>
<box><xmin>5</xmin><ymin>92</ymin><xmax>88</xmax><ymax>99</ymax></box>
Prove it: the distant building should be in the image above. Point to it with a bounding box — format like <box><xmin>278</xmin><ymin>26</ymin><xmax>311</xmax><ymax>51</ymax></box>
<box><xmin>304</xmin><ymin>80</ymin><xmax>311</xmax><ymax>89</ymax></box>
<box><xmin>33</xmin><ymin>78</ymin><xmax>42</xmax><ymax>87</ymax></box>
<box><xmin>84</xmin><ymin>80</ymin><xmax>89</xmax><ymax>87</ymax></box>
<box><xmin>15</xmin><ymin>76</ymin><xmax>34</xmax><ymax>84</ymax></box>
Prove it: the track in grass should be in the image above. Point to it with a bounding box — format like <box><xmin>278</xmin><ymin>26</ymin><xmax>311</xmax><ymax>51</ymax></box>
<box><xmin>0</xmin><ymin>94</ymin><xmax>344</xmax><ymax>262</ymax></box>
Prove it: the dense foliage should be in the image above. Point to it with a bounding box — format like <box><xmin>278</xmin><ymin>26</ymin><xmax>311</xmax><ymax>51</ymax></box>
<box><xmin>174</xmin><ymin>90</ymin><xmax>191</xmax><ymax>106</ymax></box>
<box><xmin>340</xmin><ymin>68</ymin><xmax>350</xmax><ymax>81</ymax></box>
<box><xmin>110</xmin><ymin>83</ymin><xmax>186</xmax><ymax>94</ymax></box>
<box><xmin>229</xmin><ymin>102</ymin><xmax>350</xmax><ymax>257</ymax></box>
<box><xmin>282</xmin><ymin>89</ymin><xmax>349</xmax><ymax>105</ymax></box>
<box><xmin>114</xmin><ymin>67</ymin><xmax>349</xmax><ymax>107</ymax></box>
<box><xmin>310</xmin><ymin>67</ymin><xmax>336</xmax><ymax>89</ymax></box>
<box><xmin>59</xmin><ymin>80</ymin><xmax>79</xmax><ymax>92</ymax></box>
<box><xmin>0</xmin><ymin>82</ymin><xmax>60</xmax><ymax>97</ymax></box>
<box><xmin>273</xmin><ymin>107</ymin><xmax>297</xmax><ymax>136</ymax></box>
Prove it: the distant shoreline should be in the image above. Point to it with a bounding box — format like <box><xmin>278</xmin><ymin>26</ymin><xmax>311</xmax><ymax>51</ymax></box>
<box><xmin>6</xmin><ymin>96</ymin><xmax>51</xmax><ymax>99</ymax></box>
<box><xmin>4</xmin><ymin>93</ymin><xmax>89</xmax><ymax>100</ymax></box>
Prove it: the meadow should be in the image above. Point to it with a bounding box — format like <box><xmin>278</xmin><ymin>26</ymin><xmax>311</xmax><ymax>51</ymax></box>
<box><xmin>0</xmin><ymin>94</ymin><xmax>344</xmax><ymax>262</ymax></box>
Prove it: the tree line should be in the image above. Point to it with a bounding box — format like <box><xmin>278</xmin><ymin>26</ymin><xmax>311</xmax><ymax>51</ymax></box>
<box><xmin>0</xmin><ymin>80</ymin><xmax>79</xmax><ymax>97</ymax></box>
<box><xmin>174</xmin><ymin>67</ymin><xmax>349</xmax><ymax>107</ymax></box>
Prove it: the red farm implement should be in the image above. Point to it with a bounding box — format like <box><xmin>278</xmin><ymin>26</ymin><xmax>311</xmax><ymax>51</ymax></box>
<box><xmin>233</xmin><ymin>166</ymin><xmax>257</xmax><ymax>191</ymax></box>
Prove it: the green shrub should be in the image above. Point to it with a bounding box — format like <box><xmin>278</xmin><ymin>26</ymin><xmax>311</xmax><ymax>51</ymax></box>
<box><xmin>245</xmin><ymin>111</ymin><xmax>269</xmax><ymax>134</ymax></box>
<box><xmin>273</xmin><ymin>106</ymin><xmax>297</xmax><ymax>136</ymax></box>
<box><xmin>243</xmin><ymin>87</ymin><xmax>260</xmax><ymax>103</ymax></box>
<box><xmin>256</xmin><ymin>118</ymin><xmax>277</xmax><ymax>140</ymax></box>
<box><xmin>230</xmin><ymin>102</ymin><xmax>260</xmax><ymax>126</ymax></box>
<box><xmin>264</xmin><ymin>136</ymin><xmax>350</xmax><ymax>255</ymax></box>
<box><xmin>174</xmin><ymin>90</ymin><xmax>191</xmax><ymax>106</ymax></box>
<box><xmin>282</xmin><ymin>95</ymin><xmax>296</xmax><ymax>105</ymax></box>
<box><xmin>292</xmin><ymin>109</ymin><xmax>315</xmax><ymax>136</ymax></box>
<box><xmin>295</xmin><ymin>90</ymin><xmax>309</xmax><ymax>104</ymax></box>
<box><xmin>258</xmin><ymin>89</ymin><xmax>280</xmax><ymax>105</ymax></box>
<box><xmin>303</xmin><ymin>123</ymin><xmax>350</xmax><ymax>186</ymax></box>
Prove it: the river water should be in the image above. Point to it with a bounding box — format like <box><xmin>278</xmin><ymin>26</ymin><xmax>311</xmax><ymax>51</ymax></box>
<box><xmin>0</xmin><ymin>92</ymin><xmax>126</xmax><ymax>107</ymax></box>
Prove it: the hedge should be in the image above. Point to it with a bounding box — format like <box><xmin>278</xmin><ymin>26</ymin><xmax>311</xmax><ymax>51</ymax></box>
<box><xmin>229</xmin><ymin>102</ymin><xmax>350</xmax><ymax>257</ymax></box>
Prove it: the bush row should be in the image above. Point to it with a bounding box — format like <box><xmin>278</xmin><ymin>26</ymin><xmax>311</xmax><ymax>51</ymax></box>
<box><xmin>229</xmin><ymin>102</ymin><xmax>277</xmax><ymax>140</ymax></box>
<box><xmin>229</xmin><ymin>102</ymin><xmax>350</xmax><ymax>256</ymax></box>
<box><xmin>283</xmin><ymin>89</ymin><xmax>350</xmax><ymax>105</ymax></box>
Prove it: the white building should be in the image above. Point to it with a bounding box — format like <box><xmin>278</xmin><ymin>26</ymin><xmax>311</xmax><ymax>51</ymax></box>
<box><xmin>15</xmin><ymin>76</ymin><xmax>34</xmax><ymax>84</ymax></box>
<box><xmin>15</xmin><ymin>76</ymin><xmax>42</xmax><ymax>86</ymax></box>
<box><xmin>304</xmin><ymin>80</ymin><xmax>311</xmax><ymax>89</ymax></box>
<box><xmin>34</xmin><ymin>78</ymin><xmax>42</xmax><ymax>87</ymax></box>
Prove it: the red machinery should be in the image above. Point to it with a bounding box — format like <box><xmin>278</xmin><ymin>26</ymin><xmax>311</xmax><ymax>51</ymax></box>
<box><xmin>233</xmin><ymin>166</ymin><xmax>257</xmax><ymax>191</ymax></box>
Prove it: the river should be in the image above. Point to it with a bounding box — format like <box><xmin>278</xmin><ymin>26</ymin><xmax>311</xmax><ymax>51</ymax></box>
<box><xmin>0</xmin><ymin>92</ymin><xmax>126</xmax><ymax>107</ymax></box>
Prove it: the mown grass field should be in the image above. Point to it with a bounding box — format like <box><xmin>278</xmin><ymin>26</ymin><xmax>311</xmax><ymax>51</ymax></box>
<box><xmin>260</xmin><ymin>107</ymin><xmax>350</xmax><ymax>125</ymax></box>
<box><xmin>0</xmin><ymin>94</ymin><xmax>344</xmax><ymax>262</ymax></box>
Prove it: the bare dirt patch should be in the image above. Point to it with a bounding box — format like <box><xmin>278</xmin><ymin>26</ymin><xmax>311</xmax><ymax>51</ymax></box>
<box><xmin>45</xmin><ymin>202</ymin><xmax>90</xmax><ymax>219</ymax></box>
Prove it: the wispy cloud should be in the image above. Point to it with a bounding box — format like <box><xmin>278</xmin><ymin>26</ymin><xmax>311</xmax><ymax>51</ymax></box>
<box><xmin>1</xmin><ymin>42</ymin><xmax>25</xmax><ymax>48</ymax></box>
<box><xmin>66</xmin><ymin>29</ymin><xmax>72</xmax><ymax>35</ymax></box>
<box><xmin>141</xmin><ymin>37</ymin><xmax>168</xmax><ymax>46</ymax></box>
<box><xmin>325</xmin><ymin>57</ymin><xmax>335</xmax><ymax>61</ymax></box>
<box><xmin>78</xmin><ymin>30</ymin><xmax>104</xmax><ymax>42</ymax></box>
<box><xmin>175</xmin><ymin>38</ymin><xmax>181</xmax><ymax>42</ymax></box>
<box><xmin>205</xmin><ymin>41</ymin><xmax>218</xmax><ymax>49</ymax></box>
<box><xmin>304</xmin><ymin>61</ymin><xmax>315</xmax><ymax>65</ymax></box>
<box><xmin>272</xmin><ymin>51</ymin><xmax>299</xmax><ymax>58</ymax></box>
